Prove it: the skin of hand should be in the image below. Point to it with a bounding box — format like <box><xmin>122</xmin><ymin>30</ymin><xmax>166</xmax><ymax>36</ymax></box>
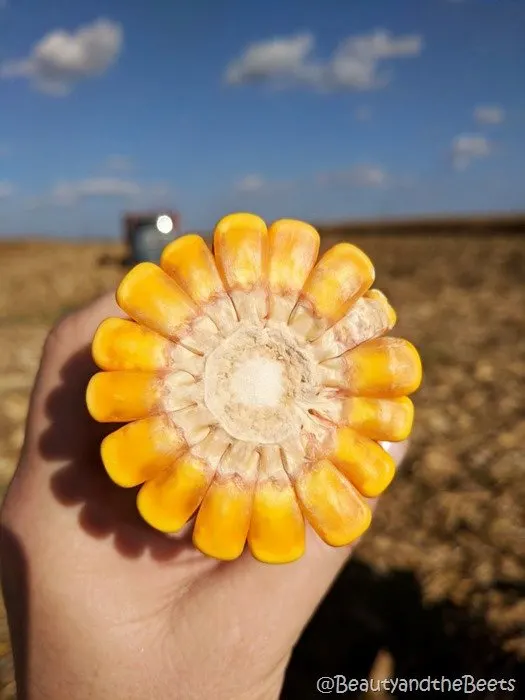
<box><xmin>0</xmin><ymin>293</ymin><xmax>408</xmax><ymax>700</ymax></box>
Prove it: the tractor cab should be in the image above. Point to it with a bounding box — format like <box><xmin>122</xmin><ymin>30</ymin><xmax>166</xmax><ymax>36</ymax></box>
<box><xmin>123</xmin><ymin>210</ymin><xmax>181</xmax><ymax>264</ymax></box>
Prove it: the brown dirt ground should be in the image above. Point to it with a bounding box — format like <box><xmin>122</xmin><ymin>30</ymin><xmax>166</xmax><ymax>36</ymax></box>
<box><xmin>0</xmin><ymin>230</ymin><xmax>524</xmax><ymax>699</ymax></box>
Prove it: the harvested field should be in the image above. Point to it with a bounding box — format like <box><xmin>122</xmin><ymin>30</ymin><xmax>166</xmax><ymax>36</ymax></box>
<box><xmin>0</xmin><ymin>227</ymin><xmax>524</xmax><ymax>698</ymax></box>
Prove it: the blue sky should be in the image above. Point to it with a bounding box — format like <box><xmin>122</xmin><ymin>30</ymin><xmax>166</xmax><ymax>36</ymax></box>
<box><xmin>0</xmin><ymin>0</ymin><xmax>524</xmax><ymax>237</ymax></box>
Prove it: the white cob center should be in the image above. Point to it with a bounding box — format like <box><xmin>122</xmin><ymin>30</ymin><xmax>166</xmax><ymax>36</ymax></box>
<box><xmin>230</xmin><ymin>357</ymin><xmax>283</xmax><ymax>407</ymax></box>
<box><xmin>204</xmin><ymin>322</ymin><xmax>320</xmax><ymax>444</ymax></box>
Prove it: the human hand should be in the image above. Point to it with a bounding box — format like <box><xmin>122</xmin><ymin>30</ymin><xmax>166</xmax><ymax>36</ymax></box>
<box><xmin>0</xmin><ymin>293</ymin><xmax>408</xmax><ymax>700</ymax></box>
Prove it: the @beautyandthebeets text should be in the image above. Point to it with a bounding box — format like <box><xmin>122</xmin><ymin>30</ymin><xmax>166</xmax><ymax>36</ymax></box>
<box><xmin>315</xmin><ymin>675</ymin><xmax>517</xmax><ymax>694</ymax></box>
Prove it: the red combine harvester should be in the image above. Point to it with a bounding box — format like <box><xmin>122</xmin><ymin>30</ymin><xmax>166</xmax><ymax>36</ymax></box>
<box><xmin>123</xmin><ymin>210</ymin><xmax>181</xmax><ymax>264</ymax></box>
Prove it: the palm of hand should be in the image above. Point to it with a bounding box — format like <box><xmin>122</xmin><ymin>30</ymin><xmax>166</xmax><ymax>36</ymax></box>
<box><xmin>2</xmin><ymin>294</ymin><xmax>393</xmax><ymax>700</ymax></box>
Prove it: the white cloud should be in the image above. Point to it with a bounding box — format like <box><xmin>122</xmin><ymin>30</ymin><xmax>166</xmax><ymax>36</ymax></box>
<box><xmin>235</xmin><ymin>164</ymin><xmax>391</xmax><ymax>194</ymax></box>
<box><xmin>43</xmin><ymin>177</ymin><xmax>169</xmax><ymax>207</ymax></box>
<box><xmin>1</xmin><ymin>18</ymin><xmax>123</xmax><ymax>95</ymax></box>
<box><xmin>235</xmin><ymin>174</ymin><xmax>267</xmax><ymax>193</ymax></box>
<box><xmin>234</xmin><ymin>173</ymin><xmax>295</xmax><ymax>196</ymax></box>
<box><xmin>226</xmin><ymin>33</ymin><xmax>315</xmax><ymax>85</ymax></box>
<box><xmin>105</xmin><ymin>154</ymin><xmax>134</xmax><ymax>172</ymax></box>
<box><xmin>51</xmin><ymin>177</ymin><xmax>140</xmax><ymax>204</ymax></box>
<box><xmin>317</xmin><ymin>164</ymin><xmax>389</xmax><ymax>187</ymax></box>
<box><xmin>474</xmin><ymin>105</ymin><xmax>505</xmax><ymax>125</ymax></box>
<box><xmin>451</xmin><ymin>134</ymin><xmax>491</xmax><ymax>170</ymax></box>
<box><xmin>0</xmin><ymin>181</ymin><xmax>14</xmax><ymax>198</ymax></box>
<box><xmin>24</xmin><ymin>178</ymin><xmax>170</xmax><ymax>212</ymax></box>
<box><xmin>224</xmin><ymin>29</ymin><xmax>423</xmax><ymax>91</ymax></box>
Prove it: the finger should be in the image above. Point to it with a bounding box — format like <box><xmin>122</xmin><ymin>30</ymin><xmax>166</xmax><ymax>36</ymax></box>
<box><xmin>23</xmin><ymin>292</ymin><xmax>124</xmax><ymax>451</ymax></box>
<box><xmin>40</xmin><ymin>292</ymin><xmax>123</xmax><ymax>374</ymax></box>
<box><xmin>201</xmin><ymin>440</ymin><xmax>410</xmax><ymax>648</ymax></box>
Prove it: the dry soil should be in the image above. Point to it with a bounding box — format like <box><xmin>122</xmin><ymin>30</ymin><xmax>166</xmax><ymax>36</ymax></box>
<box><xmin>0</xmin><ymin>230</ymin><xmax>524</xmax><ymax>699</ymax></box>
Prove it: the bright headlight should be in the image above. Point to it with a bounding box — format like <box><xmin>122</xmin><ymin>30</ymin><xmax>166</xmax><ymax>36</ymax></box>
<box><xmin>156</xmin><ymin>215</ymin><xmax>173</xmax><ymax>235</ymax></box>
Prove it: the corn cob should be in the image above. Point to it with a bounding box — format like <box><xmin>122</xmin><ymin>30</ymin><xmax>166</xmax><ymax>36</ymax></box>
<box><xmin>86</xmin><ymin>213</ymin><xmax>422</xmax><ymax>564</ymax></box>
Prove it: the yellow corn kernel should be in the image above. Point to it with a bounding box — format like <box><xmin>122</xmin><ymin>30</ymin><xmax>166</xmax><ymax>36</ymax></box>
<box><xmin>213</xmin><ymin>213</ymin><xmax>268</xmax><ymax>322</ymax></box>
<box><xmin>92</xmin><ymin>318</ymin><xmax>174</xmax><ymax>372</ymax></box>
<box><xmin>193</xmin><ymin>479</ymin><xmax>252</xmax><ymax>561</ymax></box>
<box><xmin>321</xmin><ymin>337</ymin><xmax>422</xmax><ymax>398</ymax></box>
<box><xmin>161</xmin><ymin>234</ymin><xmax>238</xmax><ymax>332</ymax></box>
<box><xmin>311</xmin><ymin>289</ymin><xmax>396</xmax><ymax>362</ymax></box>
<box><xmin>137</xmin><ymin>430</ymin><xmax>230</xmax><ymax>533</ymax></box>
<box><xmin>161</xmin><ymin>235</ymin><xmax>223</xmax><ymax>305</ymax></box>
<box><xmin>117</xmin><ymin>262</ymin><xmax>197</xmax><ymax>336</ymax></box>
<box><xmin>289</xmin><ymin>243</ymin><xmax>375</xmax><ymax>340</ymax></box>
<box><xmin>193</xmin><ymin>442</ymin><xmax>258</xmax><ymax>560</ymax></box>
<box><xmin>367</xmin><ymin>289</ymin><xmax>397</xmax><ymax>326</ymax></box>
<box><xmin>214</xmin><ymin>212</ymin><xmax>267</xmax><ymax>290</ymax></box>
<box><xmin>329</xmin><ymin>426</ymin><xmax>396</xmax><ymax>498</ymax></box>
<box><xmin>267</xmin><ymin>219</ymin><xmax>320</xmax><ymax>322</ymax></box>
<box><xmin>137</xmin><ymin>454</ymin><xmax>211</xmax><ymax>533</ymax></box>
<box><xmin>86</xmin><ymin>371</ymin><xmax>163</xmax><ymax>422</ymax></box>
<box><xmin>248</xmin><ymin>446</ymin><xmax>305</xmax><ymax>564</ymax></box>
<box><xmin>342</xmin><ymin>396</ymin><xmax>414</xmax><ymax>442</ymax></box>
<box><xmin>101</xmin><ymin>415</ymin><xmax>187</xmax><ymax>488</ymax></box>
<box><xmin>86</xmin><ymin>370</ymin><xmax>200</xmax><ymax>423</ymax></box>
<box><xmin>294</xmin><ymin>459</ymin><xmax>372</xmax><ymax>547</ymax></box>
<box><xmin>117</xmin><ymin>262</ymin><xmax>218</xmax><ymax>353</ymax></box>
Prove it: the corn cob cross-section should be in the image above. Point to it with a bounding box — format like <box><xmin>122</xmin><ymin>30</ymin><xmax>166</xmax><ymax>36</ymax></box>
<box><xmin>86</xmin><ymin>213</ymin><xmax>422</xmax><ymax>564</ymax></box>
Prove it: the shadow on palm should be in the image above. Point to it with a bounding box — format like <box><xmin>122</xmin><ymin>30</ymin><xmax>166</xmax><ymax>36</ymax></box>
<box><xmin>39</xmin><ymin>345</ymin><xmax>195</xmax><ymax>562</ymax></box>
